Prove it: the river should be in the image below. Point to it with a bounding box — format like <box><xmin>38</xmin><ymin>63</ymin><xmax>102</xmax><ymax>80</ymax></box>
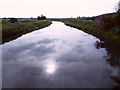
<box><xmin>2</xmin><ymin>21</ymin><xmax>119</xmax><ymax>88</ymax></box>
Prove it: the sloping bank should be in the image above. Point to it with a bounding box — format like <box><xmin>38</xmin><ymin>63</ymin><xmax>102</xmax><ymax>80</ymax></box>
<box><xmin>53</xmin><ymin>18</ymin><xmax>120</xmax><ymax>66</ymax></box>
<box><xmin>2</xmin><ymin>20</ymin><xmax>52</xmax><ymax>44</ymax></box>
<box><xmin>57</xmin><ymin>19</ymin><xmax>120</xmax><ymax>46</ymax></box>
<box><xmin>54</xmin><ymin>18</ymin><xmax>120</xmax><ymax>88</ymax></box>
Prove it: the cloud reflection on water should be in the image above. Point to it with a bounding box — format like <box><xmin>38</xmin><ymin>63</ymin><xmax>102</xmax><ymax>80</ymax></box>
<box><xmin>2</xmin><ymin>21</ymin><xmax>118</xmax><ymax>88</ymax></box>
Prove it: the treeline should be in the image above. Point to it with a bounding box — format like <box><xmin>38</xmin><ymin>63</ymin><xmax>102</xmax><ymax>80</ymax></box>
<box><xmin>2</xmin><ymin>15</ymin><xmax>47</xmax><ymax>23</ymax></box>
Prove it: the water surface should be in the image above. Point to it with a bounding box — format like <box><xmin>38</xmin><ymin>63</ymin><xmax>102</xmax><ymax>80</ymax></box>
<box><xmin>2</xmin><ymin>21</ymin><xmax>119</xmax><ymax>88</ymax></box>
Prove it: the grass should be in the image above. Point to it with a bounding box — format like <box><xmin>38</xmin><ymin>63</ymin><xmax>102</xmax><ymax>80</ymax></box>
<box><xmin>58</xmin><ymin>17</ymin><xmax>120</xmax><ymax>80</ymax></box>
<box><xmin>52</xmin><ymin>18</ymin><xmax>120</xmax><ymax>46</ymax></box>
<box><xmin>51</xmin><ymin>18</ymin><xmax>120</xmax><ymax>67</ymax></box>
<box><xmin>2</xmin><ymin>19</ymin><xmax>52</xmax><ymax>44</ymax></box>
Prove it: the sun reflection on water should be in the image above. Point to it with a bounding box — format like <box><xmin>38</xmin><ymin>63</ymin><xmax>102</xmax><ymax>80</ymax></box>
<box><xmin>45</xmin><ymin>60</ymin><xmax>57</xmax><ymax>74</ymax></box>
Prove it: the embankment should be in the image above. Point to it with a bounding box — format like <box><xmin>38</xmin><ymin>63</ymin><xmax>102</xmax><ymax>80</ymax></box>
<box><xmin>52</xmin><ymin>18</ymin><xmax>120</xmax><ymax>67</ymax></box>
<box><xmin>2</xmin><ymin>20</ymin><xmax>52</xmax><ymax>44</ymax></box>
<box><xmin>54</xmin><ymin>19</ymin><xmax>120</xmax><ymax>46</ymax></box>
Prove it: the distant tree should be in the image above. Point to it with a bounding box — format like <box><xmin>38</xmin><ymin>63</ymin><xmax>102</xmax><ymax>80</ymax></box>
<box><xmin>42</xmin><ymin>16</ymin><xmax>46</xmax><ymax>19</ymax></box>
<box><xmin>9</xmin><ymin>18</ymin><xmax>18</xmax><ymax>23</ymax></box>
<box><xmin>37</xmin><ymin>16</ymin><xmax>41</xmax><ymax>20</ymax></box>
<box><xmin>77</xmin><ymin>16</ymin><xmax>81</xmax><ymax>18</ymax></box>
<box><xmin>37</xmin><ymin>15</ymin><xmax>46</xmax><ymax>20</ymax></box>
<box><xmin>115</xmin><ymin>0</ymin><xmax>120</xmax><ymax>13</ymax></box>
<box><xmin>114</xmin><ymin>0</ymin><xmax>120</xmax><ymax>26</ymax></box>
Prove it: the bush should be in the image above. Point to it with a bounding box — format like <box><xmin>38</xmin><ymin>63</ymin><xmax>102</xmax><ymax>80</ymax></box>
<box><xmin>101</xmin><ymin>16</ymin><xmax>115</xmax><ymax>30</ymax></box>
<box><xmin>37</xmin><ymin>15</ymin><xmax>46</xmax><ymax>20</ymax></box>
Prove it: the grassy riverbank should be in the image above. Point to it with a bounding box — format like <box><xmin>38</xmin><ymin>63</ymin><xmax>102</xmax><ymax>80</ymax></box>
<box><xmin>52</xmin><ymin>17</ymin><xmax>120</xmax><ymax>46</ymax></box>
<box><xmin>51</xmin><ymin>16</ymin><xmax>120</xmax><ymax>88</ymax></box>
<box><xmin>51</xmin><ymin>15</ymin><xmax>120</xmax><ymax>67</ymax></box>
<box><xmin>2</xmin><ymin>19</ymin><xmax>52</xmax><ymax>44</ymax></box>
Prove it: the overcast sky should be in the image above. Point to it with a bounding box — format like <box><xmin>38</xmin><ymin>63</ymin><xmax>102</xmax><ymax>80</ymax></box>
<box><xmin>0</xmin><ymin>0</ymin><xmax>119</xmax><ymax>18</ymax></box>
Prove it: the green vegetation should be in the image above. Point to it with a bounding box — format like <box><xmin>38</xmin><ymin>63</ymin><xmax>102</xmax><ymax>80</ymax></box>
<box><xmin>2</xmin><ymin>19</ymin><xmax>52</xmax><ymax>44</ymax></box>
<box><xmin>37</xmin><ymin>15</ymin><xmax>46</xmax><ymax>20</ymax></box>
<box><xmin>51</xmin><ymin>13</ymin><xmax>120</xmax><ymax>67</ymax></box>
<box><xmin>52</xmin><ymin>14</ymin><xmax>120</xmax><ymax>46</ymax></box>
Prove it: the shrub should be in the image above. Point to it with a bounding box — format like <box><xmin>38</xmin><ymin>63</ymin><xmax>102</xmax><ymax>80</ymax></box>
<box><xmin>37</xmin><ymin>15</ymin><xmax>46</xmax><ymax>20</ymax></box>
<box><xmin>101</xmin><ymin>16</ymin><xmax>115</xmax><ymax>30</ymax></box>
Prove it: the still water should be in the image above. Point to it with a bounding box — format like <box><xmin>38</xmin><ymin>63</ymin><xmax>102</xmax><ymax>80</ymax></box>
<box><xmin>2</xmin><ymin>21</ymin><xmax>119</xmax><ymax>88</ymax></box>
